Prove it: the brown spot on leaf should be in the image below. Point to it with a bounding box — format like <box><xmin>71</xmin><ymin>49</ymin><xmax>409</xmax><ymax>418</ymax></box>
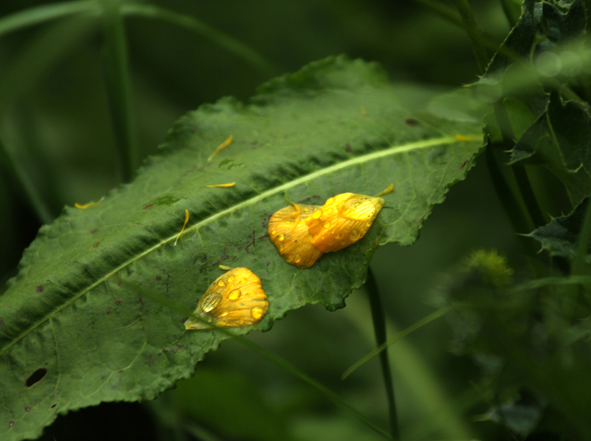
<box><xmin>93</xmin><ymin>242</ymin><xmax>99</xmax><ymax>247</ymax></box>
<box><xmin>36</xmin><ymin>286</ymin><xmax>44</xmax><ymax>293</ymax></box>
<box><xmin>404</xmin><ymin>118</ymin><xmax>419</xmax><ymax>126</ymax></box>
<box><xmin>143</xmin><ymin>204</ymin><xmax>154</xmax><ymax>210</ymax></box>
<box><xmin>90</xmin><ymin>229</ymin><xmax>99</xmax><ymax>235</ymax></box>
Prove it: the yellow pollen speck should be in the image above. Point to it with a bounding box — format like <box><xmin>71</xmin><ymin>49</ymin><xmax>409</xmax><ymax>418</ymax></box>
<box><xmin>174</xmin><ymin>209</ymin><xmax>190</xmax><ymax>246</ymax></box>
<box><xmin>375</xmin><ymin>183</ymin><xmax>394</xmax><ymax>197</ymax></box>
<box><xmin>205</xmin><ymin>182</ymin><xmax>235</xmax><ymax>188</ymax></box>
<box><xmin>208</xmin><ymin>135</ymin><xmax>233</xmax><ymax>161</ymax></box>
<box><xmin>251</xmin><ymin>307</ymin><xmax>264</xmax><ymax>319</ymax></box>
<box><xmin>75</xmin><ymin>197</ymin><xmax>104</xmax><ymax>209</ymax></box>
<box><xmin>455</xmin><ymin>133</ymin><xmax>477</xmax><ymax>142</ymax></box>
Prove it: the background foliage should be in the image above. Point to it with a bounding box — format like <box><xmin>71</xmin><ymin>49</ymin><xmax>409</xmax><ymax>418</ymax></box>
<box><xmin>1</xmin><ymin>0</ymin><xmax>590</xmax><ymax>440</ymax></box>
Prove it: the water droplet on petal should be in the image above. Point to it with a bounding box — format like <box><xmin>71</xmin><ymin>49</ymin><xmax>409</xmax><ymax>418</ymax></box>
<box><xmin>324</xmin><ymin>222</ymin><xmax>330</xmax><ymax>229</ymax></box>
<box><xmin>335</xmin><ymin>233</ymin><xmax>343</xmax><ymax>239</ymax></box>
<box><xmin>278</xmin><ymin>234</ymin><xmax>285</xmax><ymax>242</ymax></box>
<box><xmin>218</xmin><ymin>281</ymin><xmax>225</xmax><ymax>287</ymax></box>
<box><xmin>271</xmin><ymin>230</ymin><xmax>277</xmax><ymax>236</ymax></box>
<box><xmin>227</xmin><ymin>276</ymin><xmax>235</xmax><ymax>283</ymax></box>
<box><xmin>251</xmin><ymin>307</ymin><xmax>264</xmax><ymax>320</ymax></box>
<box><xmin>326</xmin><ymin>197</ymin><xmax>335</xmax><ymax>205</ymax></box>
<box><xmin>228</xmin><ymin>289</ymin><xmax>241</xmax><ymax>300</ymax></box>
<box><xmin>294</xmin><ymin>255</ymin><xmax>301</xmax><ymax>263</ymax></box>
<box><xmin>312</xmin><ymin>210</ymin><xmax>322</xmax><ymax>219</ymax></box>
<box><xmin>350</xmin><ymin>229</ymin><xmax>361</xmax><ymax>241</ymax></box>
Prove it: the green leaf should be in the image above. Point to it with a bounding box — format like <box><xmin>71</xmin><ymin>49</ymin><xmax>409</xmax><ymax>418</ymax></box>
<box><xmin>511</xmin><ymin>94</ymin><xmax>591</xmax><ymax>206</ymax></box>
<box><xmin>530</xmin><ymin>198</ymin><xmax>591</xmax><ymax>261</ymax></box>
<box><xmin>0</xmin><ymin>56</ymin><xmax>483</xmax><ymax>441</ymax></box>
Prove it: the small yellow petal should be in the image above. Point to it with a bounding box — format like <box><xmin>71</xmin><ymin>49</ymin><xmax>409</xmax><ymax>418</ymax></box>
<box><xmin>174</xmin><ymin>209</ymin><xmax>190</xmax><ymax>246</ymax></box>
<box><xmin>205</xmin><ymin>182</ymin><xmax>236</xmax><ymax>188</ymax></box>
<box><xmin>74</xmin><ymin>197</ymin><xmax>104</xmax><ymax>209</ymax></box>
<box><xmin>375</xmin><ymin>183</ymin><xmax>394</xmax><ymax>197</ymax></box>
<box><xmin>207</xmin><ymin>135</ymin><xmax>233</xmax><ymax>161</ymax></box>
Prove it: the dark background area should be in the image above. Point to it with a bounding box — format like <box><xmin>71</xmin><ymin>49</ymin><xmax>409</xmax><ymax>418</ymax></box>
<box><xmin>0</xmin><ymin>1</ymin><xmax>523</xmax><ymax>440</ymax></box>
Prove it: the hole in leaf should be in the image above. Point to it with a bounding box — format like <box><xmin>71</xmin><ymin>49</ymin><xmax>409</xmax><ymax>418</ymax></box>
<box><xmin>25</xmin><ymin>368</ymin><xmax>47</xmax><ymax>387</ymax></box>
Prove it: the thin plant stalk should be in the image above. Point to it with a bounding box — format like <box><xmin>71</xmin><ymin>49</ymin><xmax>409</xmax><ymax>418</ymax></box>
<box><xmin>120</xmin><ymin>4</ymin><xmax>280</xmax><ymax>77</ymax></box>
<box><xmin>452</xmin><ymin>0</ymin><xmax>489</xmax><ymax>73</ymax></box>
<box><xmin>100</xmin><ymin>0</ymin><xmax>138</xmax><ymax>183</ymax></box>
<box><xmin>485</xmin><ymin>147</ymin><xmax>546</xmax><ymax>278</ymax></box>
<box><xmin>0</xmin><ymin>138</ymin><xmax>53</xmax><ymax>225</ymax></box>
<box><xmin>342</xmin><ymin>307</ymin><xmax>449</xmax><ymax>380</ymax></box>
<box><xmin>366</xmin><ymin>268</ymin><xmax>400</xmax><ymax>441</ymax></box>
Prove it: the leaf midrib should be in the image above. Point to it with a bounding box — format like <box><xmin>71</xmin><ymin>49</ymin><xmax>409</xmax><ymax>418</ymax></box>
<box><xmin>0</xmin><ymin>134</ymin><xmax>474</xmax><ymax>355</ymax></box>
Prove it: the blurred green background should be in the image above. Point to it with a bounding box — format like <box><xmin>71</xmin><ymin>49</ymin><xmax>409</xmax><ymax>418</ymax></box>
<box><xmin>0</xmin><ymin>0</ymin><xmax>524</xmax><ymax>440</ymax></box>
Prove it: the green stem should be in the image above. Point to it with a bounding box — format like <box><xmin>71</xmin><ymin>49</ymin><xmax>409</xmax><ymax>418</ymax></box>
<box><xmin>366</xmin><ymin>268</ymin><xmax>399</xmax><ymax>441</ymax></box>
<box><xmin>121</xmin><ymin>4</ymin><xmax>280</xmax><ymax>77</ymax></box>
<box><xmin>499</xmin><ymin>0</ymin><xmax>521</xmax><ymax>28</ymax></box>
<box><xmin>493</xmin><ymin>101</ymin><xmax>546</xmax><ymax>227</ymax></box>
<box><xmin>342</xmin><ymin>307</ymin><xmax>449</xmax><ymax>380</ymax></box>
<box><xmin>0</xmin><ymin>1</ymin><xmax>98</xmax><ymax>38</ymax></box>
<box><xmin>100</xmin><ymin>0</ymin><xmax>137</xmax><ymax>183</ymax></box>
<box><xmin>412</xmin><ymin>0</ymin><xmax>501</xmax><ymax>54</ymax></box>
<box><xmin>0</xmin><ymin>137</ymin><xmax>53</xmax><ymax>224</ymax></box>
<box><xmin>116</xmin><ymin>277</ymin><xmax>391</xmax><ymax>440</ymax></box>
<box><xmin>452</xmin><ymin>0</ymin><xmax>489</xmax><ymax>74</ymax></box>
<box><xmin>485</xmin><ymin>146</ymin><xmax>545</xmax><ymax>278</ymax></box>
<box><xmin>572</xmin><ymin>198</ymin><xmax>591</xmax><ymax>276</ymax></box>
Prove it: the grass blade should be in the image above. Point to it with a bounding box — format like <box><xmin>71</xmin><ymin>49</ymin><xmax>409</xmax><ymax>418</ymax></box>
<box><xmin>100</xmin><ymin>0</ymin><xmax>138</xmax><ymax>183</ymax></box>
<box><xmin>0</xmin><ymin>1</ymin><xmax>98</xmax><ymax>39</ymax></box>
<box><xmin>120</xmin><ymin>4</ymin><xmax>281</xmax><ymax>77</ymax></box>
<box><xmin>365</xmin><ymin>268</ymin><xmax>399</xmax><ymax>440</ymax></box>
<box><xmin>342</xmin><ymin>307</ymin><xmax>449</xmax><ymax>380</ymax></box>
<box><xmin>0</xmin><ymin>137</ymin><xmax>53</xmax><ymax>225</ymax></box>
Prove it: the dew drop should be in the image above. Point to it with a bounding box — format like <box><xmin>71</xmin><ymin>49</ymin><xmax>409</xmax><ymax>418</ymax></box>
<box><xmin>324</xmin><ymin>222</ymin><xmax>331</xmax><ymax>229</ymax></box>
<box><xmin>350</xmin><ymin>229</ymin><xmax>361</xmax><ymax>241</ymax></box>
<box><xmin>312</xmin><ymin>210</ymin><xmax>322</xmax><ymax>219</ymax></box>
<box><xmin>228</xmin><ymin>289</ymin><xmax>241</xmax><ymax>300</ymax></box>
<box><xmin>367</xmin><ymin>221</ymin><xmax>373</xmax><ymax>226</ymax></box>
<box><xmin>294</xmin><ymin>255</ymin><xmax>301</xmax><ymax>263</ymax></box>
<box><xmin>278</xmin><ymin>234</ymin><xmax>285</xmax><ymax>242</ymax></box>
<box><xmin>335</xmin><ymin>233</ymin><xmax>343</xmax><ymax>239</ymax></box>
<box><xmin>303</xmin><ymin>208</ymin><xmax>310</xmax><ymax>214</ymax></box>
<box><xmin>251</xmin><ymin>307</ymin><xmax>264</xmax><ymax>320</ymax></box>
<box><xmin>227</xmin><ymin>276</ymin><xmax>235</xmax><ymax>283</ymax></box>
<box><xmin>324</xmin><ymin>208</ymin><xmax>333</xmax><ymax>215</ymax></box>
<box><xmin>271</xmin><ymin>230</ymin><xmax>277</xmax><ymax>236</ymax></box>
<box><xmin>279</xmin><ymin>245</ymin><xmax>284</xmax><ymax>252</ymax></box>
<box><xmin>201</xmin><ymin>292</ymin><xmax>222</xmax><ymax>312</ymax></box>
<box><xmin>326</xmin><ymin>197</ymin><xmax>335</xmax><ymax>205</ymax></box>
<box><xmin>286</xmin><ymin>255</ymin><xmax>294</xmax><ymax>263</ymax></box>
<box><xmin>218</xmin><ymin>281</ymin><xmax>225</xmax><ymax>287</ymax></box>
